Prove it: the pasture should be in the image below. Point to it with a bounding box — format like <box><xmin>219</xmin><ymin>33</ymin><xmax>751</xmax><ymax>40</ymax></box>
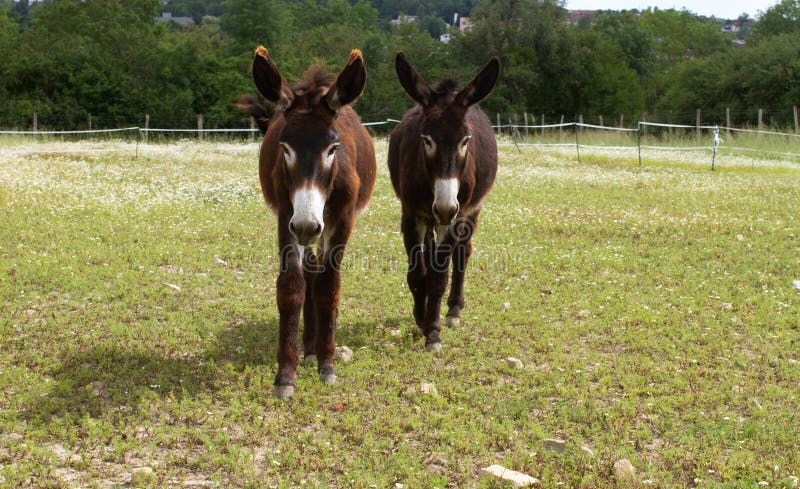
<box><xmin>1</xmin><ymin>139</ymin><xmax>799</xmax><ymax>488</ymax></box>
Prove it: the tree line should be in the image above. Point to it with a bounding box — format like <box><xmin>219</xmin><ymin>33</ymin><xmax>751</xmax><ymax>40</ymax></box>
<box><xmin>1</xmin><ymin>0</ymin><xmax>798</xmax><ymax>130</ymax></box>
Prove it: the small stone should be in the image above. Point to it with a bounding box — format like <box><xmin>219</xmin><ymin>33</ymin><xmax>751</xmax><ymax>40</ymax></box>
<box><xmin>580</xmin><ymin>445</ymin><xmax>595</xmax><ymax>457</ymax></box>
<box><xmin>214</xmin><ymin>257</ymin><xmax>228</xmax><ymax>266</ymax></box>
<box><xmin>613</xmin><ymin>459</ymin><xmax>636</xmax><ymax>479</ymax></box>
<box><xmin>163</xmin><ymin>283</ymin><xmax>181</xmax><ymax>292</ymax></box>
<box><xmin>736</xmin><ymin>234</ymin><xmax>745</xmax><ymax>241</ymax></box>
<box><xmin>542</xmin><ymin>438</ymin><xmax>567</xmax><ymax>454</ymax></box>
<box><xmin>502</xmin><ymin>301</ymin><xmax>511</xmax><ymax>311</ymax></box>
<box><xmin>481</xmin><ymin>465</ymin><xmax>538</xmax><ymax>487</ymax></box>
<box><xmin>394</xmin><ymin>484</ymin><xmax>405</xmax><ymax>489</ymax></box>
<box><xmin>720</xmin><ymin>302</ymin><xmax>733</xmax><ymax>311</ymax></box>
<box><xmin>506</xmin><ymin>357</ymin><xmax>524</xmax><ymax>369</ymax></box>
<box><xmin>792</xmin><ymin>280</ymin><xmax>800</xmax><ymax>291</ymax></box>
<box><xmin>421</xmin><ymin>382</ymin><xmax>438</xmax><ymax>396</ymax></box>
<box><xmin>335</xmin><ymin>346</ymin><xmax>353</xmax><ymax>363</ymax></box>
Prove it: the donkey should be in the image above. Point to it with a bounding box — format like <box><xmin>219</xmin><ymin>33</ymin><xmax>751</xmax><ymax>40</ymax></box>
<box><xmin>243</xmin><ymin>46</ymin><xmax>376</xmax><ymax>399</ymax></box>
<box><xmin>388</xmin><ymin>52</ymin><xmax>500</xmax><ymax>352</ymax></box>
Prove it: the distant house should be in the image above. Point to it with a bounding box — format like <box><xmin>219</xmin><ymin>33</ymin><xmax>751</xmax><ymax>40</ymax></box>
<box><xmin>722</xmin><ymin>20</ymin><xmax>741</xmax><ymax>33</ymax></box>
<box><xmin>732</xmin><ymin>39</ymin><xmax>747</xmax><ymax>48</ymax></box>
<box><xmin>440</xmin><ymin>33</ymin><xmax>452</xmax><ymax>43</ymax></box>
<box><xmin>154</xmin><ymin>12</ymin><xmax>195</xmax><ymax>25</ymax></box>
<box><xmin>568</xmin><ymin>10</ymin><xmax>594</xmax><ymax>25</ymax></box>
<box><xmin>458</xmin><ymin>16</ymin><xmax>472</xmax><ymax>32</ymax></box>
<box><xmin>391</xmin><ymin>15</ymin><xmax>418</xmax><ymax>26</ymax></box>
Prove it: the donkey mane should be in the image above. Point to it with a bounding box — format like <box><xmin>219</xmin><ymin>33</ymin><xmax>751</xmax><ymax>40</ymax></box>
<box><xmin>290</xmin><ymin>63</ymin><xmax>336</xmax><ymax>109</ymax></box>
<box><xmin>431</xmin><ymin>78</ymin><xmax>460</xmax><ymax>96</ymax></box>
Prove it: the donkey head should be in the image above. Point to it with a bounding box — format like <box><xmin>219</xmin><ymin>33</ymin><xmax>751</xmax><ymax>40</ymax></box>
<box><xmin>253</xmin><ymin>46</ymin><xmax>367</xmax><ymax>245</ymax></box>
<box><xmin>395</xmin><ymin>52</ymin><xmax>499</xmax><ymax>225</ymax></box>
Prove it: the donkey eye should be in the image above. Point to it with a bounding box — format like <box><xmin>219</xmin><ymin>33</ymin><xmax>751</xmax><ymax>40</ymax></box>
<box><xmin>328</xmin><ymin>144</ymin><xmax>339</xmax><ymax>157</ymax></box>
<box><xmin>458</xmin><ymin>135</ymin><xmax>471</xmax><ymax>157</ymax></box>
<box><xmin>421</xmin><ymin>134</ymin><xmax>436</xmax><ymax>156</ymax></box>
<box><xmin>323</xmin><ymin>143</ymin><xmax>339</xmax><ymax>168</ymax></box>
<box><xmin>280</xmin><ymin>143</ymin><xmax>296</xmax><ymax>168</ymax></box>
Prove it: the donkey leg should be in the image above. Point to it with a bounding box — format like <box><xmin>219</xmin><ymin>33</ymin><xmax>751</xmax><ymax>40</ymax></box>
<box><xmin>313</xmin><ymin>222</ymin><xmax>351</xmax><ymax>385</ymax></box>
<box><xmin>274</xmin><ymin>242</ymin><xmax>306</xmax><ymax>399</ymax></box>
<box><xmin>422</xmin><ymin>236</ymin><xmax>453</xmax><ymax>352</ymax></box>
<box><xmin>301</xmin><ymin>249</ymin><xmax>318</xmax><ymax>365</ymax></box>
<box><xmin>401</xmin><ymin>214</ymin><xmax>428</xmax><ymax>332</ymax></box>
<box><xmin>446</xmin><ymin>214</ymin><xmax>477</xmax><ymax>327</ymax></box>
<box><xmin>446</xmin><ymin>238</ymin><xmax>471</xmax><ymax>327</ymax></box>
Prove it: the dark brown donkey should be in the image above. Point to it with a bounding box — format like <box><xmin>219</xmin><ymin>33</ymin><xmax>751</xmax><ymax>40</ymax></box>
<box><xmin>388</xmin><ymin>52</ymin><xmax>499</xmax><ymax>352</ymax></box>
<box><xmin>243</xmin><ymin>46</ymin><xmax>376</xmax><ymax>399</ymax></box>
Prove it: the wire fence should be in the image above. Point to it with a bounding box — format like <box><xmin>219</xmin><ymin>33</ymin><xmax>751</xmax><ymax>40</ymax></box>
<box><xmin>1</xmin><ymin>120</ymin><xmax>799</xmax><ymax>169</ymax></box>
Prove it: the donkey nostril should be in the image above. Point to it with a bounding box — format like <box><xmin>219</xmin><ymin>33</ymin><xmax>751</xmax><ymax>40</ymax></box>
<box><xmin>289</xmin><ymin>221</ymin><xmax>296</xmax><ymax>234</ymax></box>
<box><xmin>314</xmin><ymin>223</ymin><xmax>322</xmax><ymax>236</ymax></box>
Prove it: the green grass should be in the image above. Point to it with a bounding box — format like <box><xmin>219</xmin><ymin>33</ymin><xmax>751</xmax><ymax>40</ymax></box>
<box><xmin>1</xmin><ymin>141</ymin><xmax>799</xmax><ymax>488</ymax></box>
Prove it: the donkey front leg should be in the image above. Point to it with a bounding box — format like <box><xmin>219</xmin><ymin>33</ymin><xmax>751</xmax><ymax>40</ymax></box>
<box><xmin>446</xmin><ymin>215</ymin><xmax>477</xmax><ymax>327</ymax></box>
<box><xmin>421</xmin><ymin>233</ymin><xmax>455</xmax><ymax>352</ymax></box>
<box><xmin>301</xmin><ymin>248</ymin><xmax>318</xmax><ymax>365</ymax></box>
<box><xmin>401</xmin><ymin>214</ymin><xmax>428</xmax><ymax>332</ymax></box>
<box><xmin>312</xmin><ymin>221</ymin><xmax>352</xmax><ymax>385</ymax></box>
<box><xmin>274</xmin><ymin>242</ymin><xmax>306</xmax><ymax>399</ymax></box>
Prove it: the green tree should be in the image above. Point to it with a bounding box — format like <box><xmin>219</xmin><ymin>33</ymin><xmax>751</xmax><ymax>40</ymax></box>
<box><xmin>755</xmin><ymin>0</ymin><xmax>800</xmax><ymax>37</ymax></box>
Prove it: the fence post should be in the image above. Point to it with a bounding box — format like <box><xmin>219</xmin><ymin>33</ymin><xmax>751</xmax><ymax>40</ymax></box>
<box><xmin>496</xmin><ymin>113</ymin><xmax>501</xmax><ymax>136</ymax></box>
<box><xmin>250</xmin><ymin>116</ymin><xmax>257</xmax><ymax>142</ymax></box>
<box><xmin>794</xmin><ymin>105</ymin><xmax>799</xmax><ymax>135</ymax></box>
<box><xmin>575</xmin><ymin>117</ymin><xmax>581</xmax><ymax>161</ymax></box>
<box><xmin>619</xmin><ymin>114</ymin><xmax>624</xmax><ymax>128</ymax></box>
<box><xmin>668</xmin><ymin>111</ymin><xmax>673</xmax><ymax>136</ymax></box>
<box><xmin>145</xmin><ymin>114</ymin><xmax>150</xmax><ymax>144</ymax></box>
<box><xmin>87</xmin><ymin>113</ymin><xmax>92</xmax><ymax>130</ymax></box>
<box><xmin>523</xmin><ymin>112</ymin><xmax>529</xmax><ymax>137</ymax></box>
<box><xmin>642</xmin><ymin>112</ymin><xmax>647</xmax><ymax>136</ymax></box>
<box><xmin>696</xmin><ymin>109</ymin><xmax>702</xmax><ymax>141</ymax></box>
<box><xmin>560</xmin><ymin>114</ymin><xmax>564</xmax><ymax>139</ymax></box>
<box><xmin>578</xmin><ymin>114</ymin><xmax>583</xmax><ymax>135</ymax></box>
<box><xmin>541</xmin><ymin>114</ymin><xmax>545</xmax><ymax>139</ymax></box>
<box><xmin>726</xmin><ymin>107</ymin><xmax>731</xmax><ymax>135</ymax></box>
<box><xmin>757</xmin><ymin>108</ymin><xmax>763</xmax><ymax>131</ymax></box>
<box><xmin>33</xmin><ymin>112</ymin><xmax>38</xmax><ymax>133</ymax></box>
<box><xmin>599</xmin><ymin>115</ymin><xmax>604</xmax><ymax>127</ymax></box>
<box><xmin>198</xmin><ymin>114</ymin><xmax>204</xmax><ymax>142</ymax></box>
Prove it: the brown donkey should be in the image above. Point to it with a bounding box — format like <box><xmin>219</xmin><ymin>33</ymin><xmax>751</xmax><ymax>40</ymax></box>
<box><xmin>388</xmin><ymin>52</ymin><xmax>500</xmax><ymax>352</ymax></box>
<box><xmin>243</xmin><ymin>46</ymin><xmax>376</xmax><ymax>398</ymax></box>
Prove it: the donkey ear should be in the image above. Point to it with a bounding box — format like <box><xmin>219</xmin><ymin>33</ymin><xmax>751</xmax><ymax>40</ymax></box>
<box><xmin>325</xmin><ymin>49</ymin><xmax>367</xmax><ymax>113</ymax></box>
<box><xmin>395</xmin><ymin>51</ymin><xmax>431</xmax><ymax>107</ymax></box>
<box><xmin>252</xmin><ymin>46</ymin><xmax>293</xmax><ymax>111</ymax></box>
<box><xmin>455</xmin><ymin>56</ymin><xmax>500</xmax><ymax>107</ymax></box>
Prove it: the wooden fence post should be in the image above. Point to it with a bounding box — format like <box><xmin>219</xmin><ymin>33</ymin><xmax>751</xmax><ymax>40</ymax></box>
<box><xmin>619</xmin><ymin>114</ymin><xmax>624</xmax><ymax>128</ymax></box>
<box><xmin>197</xmin><ymin>114</ymin><xmax>204</xmax><ymax>142</ymax></box>
<box><xmin>726</xmin><ymin>107</ymin><xmax>731</xmax><ymax>135</ymax></box>
<box><xmin>523</xmin><ymin>112</ymin><xmax>529</xmax><ymax>137</ymax></box>
<box><xmin>668</xmin><ymin>111</ymin><xmax>673</xmax><ymax>135</ymax></box>
<box><xmin>578</xmin><ymin>114</ymin><xmax>584</xmax><ymax>134</ymax></box>
<box><xmin>33</xmin><ymin>112</ymin><xmax>38</xmax><ymax>133</ymax></box>
<box><xmin>87</xmin><ymin>113</ymin><xmax>92</xmax><ymax>130</ymax></box>
<box><xmin>794</xmin><ymin>105</ymin><xmax>799</xmax><ymax>135</ymax></box>
<box><xmin>598</xmin><ymin>115</ymin><xmax>604</xmax><ymax>127</ymax></box>
<box><xmin>496</xmin><ymin>113</ymin><xmax>501</xmax><ymax>136</ymax></box>
<box><xmin>696</xmin><ymin>109</ymin><xmax>702</xmax><ymax>140</ymax></box>
<box><xmin>541</xmin><ymin>114</ymin><xmax>545</xmax><ymax>139</ymax></box>
<box><xmin>250</xmin><ymin>116</ymin><xmax>257</xmax><ymax>142</ymax></box>
<box><xmin>642</xmin><ymin>112</ymin><xmax>647</xmax><ymax>136</ymax></box>
<box><xmin>145</xmin><ymin>114</ymin><xmax>150</xmax><ymax>144</ymax></box>
<box><xmin>757</xmin><ymin>108</ymin><xmax>763</xmax><ymax>131</ymax></box>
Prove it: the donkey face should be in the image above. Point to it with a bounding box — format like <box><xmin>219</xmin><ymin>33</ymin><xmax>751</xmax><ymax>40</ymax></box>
<box><xmin>395</xmin><ymin>52</ymin><xmax>500</xmax><ymax>225</ymax></box>
<box><xmin>253</xmin><ymin>46</ymin><xmax>367</xmax><ymax>245</ymax></box>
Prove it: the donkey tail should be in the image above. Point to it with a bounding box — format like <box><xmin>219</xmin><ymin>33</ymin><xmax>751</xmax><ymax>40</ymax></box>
<box><xmin>235</xmin><ymin>95</ymin><xmax>270</xmax><ymax>134</ymax></box>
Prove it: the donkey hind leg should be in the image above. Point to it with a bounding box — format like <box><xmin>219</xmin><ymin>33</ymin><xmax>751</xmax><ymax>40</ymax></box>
<box><xmin>402</xmin><ymin>215</ymin><xmax>428</xmax><ymax>334</ymax></box>
<box><xmin>301</xmin><ymin>248</ymin><xmax>318</xmax><ymax>366</ymax></box>
<box><xmin>446</xmin><ymin>238</ymin><xmax>472</xmax><ymax>328</ymax></box>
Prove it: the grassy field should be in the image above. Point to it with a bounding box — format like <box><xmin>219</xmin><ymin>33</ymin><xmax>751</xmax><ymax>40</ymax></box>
<box><xmin>1</xmin><ymin>139</ymin><xmax>799</xmax><ymax>488</ymax></box>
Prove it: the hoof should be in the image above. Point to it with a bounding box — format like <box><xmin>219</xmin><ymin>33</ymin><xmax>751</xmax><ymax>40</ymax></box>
<box><xmin>445</xmin><ymin>315</ymin><xmax>460</xmax><ymax>328</ymax></box>
<box><xmin>302</xmin><ymin>354</ymin><xmax>317</xmax><ymax>365</ymax></box>
<box><xmin>425</xmin><ymin>341</ymin><xmax>443</xmax><ymax>353</ymax></box>
<box><xmin>320</xmin><ymin>372</ymin><xmax>337</xmax><ymax>385</ymax></box>
<box><xmin>273</xmin><ymin>384</ymin><xmax>295</xmax><ymax>399</ymax></box>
